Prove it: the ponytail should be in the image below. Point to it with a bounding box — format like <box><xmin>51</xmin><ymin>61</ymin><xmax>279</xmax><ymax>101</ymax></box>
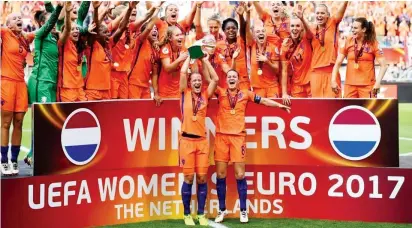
<box><xmin>355</xmin><ymin>17</ymin><xmax>377</xmax><ymax>44</ymax></box>
<box><xmin>158</xmin><ymin>26</ymin><xmax>176</xmax><ymax>47</ymax></box>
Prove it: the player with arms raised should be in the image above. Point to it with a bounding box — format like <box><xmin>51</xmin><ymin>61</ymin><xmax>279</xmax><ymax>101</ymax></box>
<box><xmin>178</xmin><ymin>53</ymin><xmax>219</xmax><ymax>226</ymax></box>
<box><xmin>281</xmin><ymin>5</ymin><xmax>313</xmax><ymax>104</ymax></box>
<box><xmin>308</xmin><ymin>2</ymin><xmax>348</xmax><ymax>98</ymax></box>
<box><xmin>213</xmin><ymin>70</ymin><xmax>290</xmax><ymax>224</ymax></box>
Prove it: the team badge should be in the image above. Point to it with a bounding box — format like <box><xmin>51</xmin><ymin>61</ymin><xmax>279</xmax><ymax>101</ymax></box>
<box><xmin>41</xmin><ymin>96</ymin><xmax>47</xmax><ymax>103</ymax></box>
<box><xmin>162</xmin><ymin>47</ymin><xmax>169</xmax><ymax>54</ymax></box>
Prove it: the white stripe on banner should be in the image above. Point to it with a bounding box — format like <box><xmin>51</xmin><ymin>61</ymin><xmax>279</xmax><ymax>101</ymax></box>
<box><xmin>61</xmin><ymin>127</ymin><xmax>100</xmax><ymax>146</ymax></box>
<box><xmin>329</xmin><ymin>124</ymin><xmax>381</xmax><ymax>142</ymax></box>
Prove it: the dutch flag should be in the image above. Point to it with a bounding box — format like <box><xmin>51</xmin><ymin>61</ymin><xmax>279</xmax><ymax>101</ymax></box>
<box><xmin>61</xmin><ymin>108</ymin><xmax>101</xmax><ymax>166</ymax></box>
<box><xmin>329</xmin><ymin>106</ymin><xmax>381</xmax><ymax>161</ymax></box>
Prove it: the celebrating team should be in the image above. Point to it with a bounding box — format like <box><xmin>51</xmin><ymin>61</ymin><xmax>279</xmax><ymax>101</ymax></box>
<box><xmin>1</xmin><ymin>0</ymin><xmax>388</xmax><ymax>226</ymax></box>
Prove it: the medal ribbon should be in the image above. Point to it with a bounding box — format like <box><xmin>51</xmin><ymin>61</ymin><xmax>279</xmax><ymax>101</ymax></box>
<box><xmin>226</xmin><ymin>89</ymin><xmax>239</xmax><ymax>111</ymax></box>
<box><xmin>315</xmin><ymin>26</ymin><xmax>326</xmax><ymax>48</ymax></box>
<box><xmin>191</xmin><ymin>92</ymin><xmax>202</xmax><ymax>117</ymax></box>
<box><xmin>103</xmin><ymin>45</ymin><xmax>113</xmax><ymax>63</ymax></box>
<box><xmin>225</xmin><ymin>40</ymin><xmax>238</xmax><ymax>59</ymax></box>
<box><xmin>17</xmin><ymin>34</ymin><xmax>31</xmax><ymax>53</ymax></box>
<box><xmin>125</xmin><ymin>28</ymin><xmax>131</xmax><ymax>46</ymax></box>
<box><xmin>286</xmin><ymin>39</ymin><xmax>300</xmax><ymax>61</ymax></box>
<box><xmin>257</xmin><ymin>42</ymin><xmax>268</xmax><ymax>70</ymax></box>
<box><xmin>272</xmin><ymin>17</ymin><xmax>286</xmax><ymax>36</ymax></box>
<box><xmin>354</xmin><ymin>39</ymin><xmax>366</xmax><ymax>64</ymax></box>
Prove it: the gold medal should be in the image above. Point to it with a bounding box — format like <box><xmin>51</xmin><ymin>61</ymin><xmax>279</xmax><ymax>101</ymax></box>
<box><xmin>114</xmin><ymin>62</ymin><xmax>119</xmax><ymax>67</ymax></box>
<box><xmin>354</xmin><ymin>63</ymin><xmax>359</xmax><ymax>69</ymax></box>
<box><xmin>192</xmin><ymin>116</ymin><xmax>197</xmax><ymax>121</ymax></box>
<box><xmin>77</xmin><ymin>65</ymin><xmax>81</xmax><ymax>71</ymax></box>
<box><xmin>257</xmin><ymin>69</ymin><xmax>263</xmax><ymax>75</ymax></box>
<box><xmin>321</xmin><ymin>46</ymin><xmax>325</xmax><ymax>52</ymax></box>
<box><xmin>125</xmin><ymin>44</ymin><xmax>130</xmax><ymax>49</ymax></box>
<box><xmin>230</xmin><ymin>109</ymin><xmax>236</xmax><ymax>115</ymax></box>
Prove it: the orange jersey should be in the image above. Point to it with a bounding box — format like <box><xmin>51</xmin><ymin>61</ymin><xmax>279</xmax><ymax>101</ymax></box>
<box><xmin>111</xmin><ymin>24</ymin><xmax>140</xmax><ymax>72</ymax></box>
<box><xmin>180</xmin><ymin>88</ymin><xmax>209</xmax><ymax>137</ymax></box>
<box><xmin>280</xmin><ymin>34</ymin><xmax>312</xmax><ymax>85</ymax></box>
<box><xmin>58</xmin><ymin>39</ymin><xmax>84</xmax><ymax>88</ymax></box>
<box><xmin>1</xmin><ymin>28</ymin><xmax>34</xmax><ymax>81</ymax></box>
<box><xmin>158</xmin><ymin>44</ymin><xmax>187</xmax><ymax>98</ymax></box>
<box><xmin>215</xmin><ymin>87</ymin><xmax>259</xmax><ymax>136</ymax></box>
<box><xmin>310</xmin><ymin>17</ymin><xmax>341</xmax><ymax>69</ymax></box>
<box><xmin>250</xmin><ymin>41</ymin><xmax>280</xmax><ymax>89</ymax></box>
<box><xmin>261</xmin><ymin>11</ymin><xmax>290</xmax><ymax>43</ymax></box>
<box><xmin>340</xmin><ymin>37</ymin><xmax>384</xmax><ymax>86</ymax></box>
<box><xmin>216</xmin><ymin>36</ymin><xmax>248</xmax><ymax>83</ymax></box>
<box><xmin>155</xmin><ymin>19</ymin><xmax>190</xmax><ymax>42</ymax></box>
<box><xmin>85</xmin><ymin>39</ymin><xmax>114</xmax><ymax>90</ymax></box>
<box><xmin>128</xmin><ymin>40</ymin><xmax>158</xmax><ymax>88</ymax></box>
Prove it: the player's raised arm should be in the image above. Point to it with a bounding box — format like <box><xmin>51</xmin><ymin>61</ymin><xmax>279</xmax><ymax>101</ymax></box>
<box><xmin>59</xmin><ymin>2</ymin><xmax>72</xmax><ymax>44</ymax></box>
<box><xmin>202</xmin><ymin>54</ymin><xmax>219</xmax><ymax>97</ymax></box>
<box><xmin>131</xmin><ymin>4</ymin><xmax>159</xmax><ymax>31</ymax></box>
<box><xmin>183</xmin><ymin>1</ymin><xmax>203</xmax><ymax>30</ymax></box>
<box><xmin>335</xmin><ymin>1</ymin><xmax>349</xmax><ymax>22</ymax></box>
<box><xmin>77</xmin><ymin>1</ymin><xmax>91</xmax><ymax>25</ymax></box>
<box><xmin>112</xmin><ymin>2</ymin><xmax>136</xmax><ymax>45</ymax></box>
<box><xmin>245</xmin><ymin>3</ymin><xmax>253</xmax><ymax>46</ymax></box>
<box><xmin>236</xmin><ymin>3</ymin><xmax>247</xmax><ymax>41</ymax></box>
<box><xmin>294</xmin><ymin>5</ymin><xmax>313</xmax><ymax>40</ymax></box>
<box><xmin>35</xmin><ymin>2</ymin><xmax>63</xmax><ymax>39</ymax></box>
<box><xmin>180</xmin><ymin>56</ymin><xmax>191</xmax><ymax>93</ymax></box>
<box><xmin>252</xmin><ymin>2</ymin><xmax>266</xmax><ymax>21</ymax></box>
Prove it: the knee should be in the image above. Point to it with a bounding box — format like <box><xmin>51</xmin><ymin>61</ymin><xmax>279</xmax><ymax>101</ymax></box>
<box><xmin>235</xmin><ymin>171</ymin><xmax>245</xmax><ymax>180</ymax></box>
<box><xmin>184</xmin><ymin>174</ymin><xmax>195</xmax><ymax>184</ymax></box>
<box><xmin>1</xmin><ymin>118</ymin><xmax>12</xmax><ymax>129</ymax></box>
<box><xmin>196</xmin><ymin>175</ymin><xmax>207</xmax><ymax>184</ymax></box>
<box><xmin>13</xmin><ymin>118</ymin><xmax>24</xmax><ymax>129</ymax></box>
<box><xmin>216</xmin><ymin>170</ymin><xmax>227</xmax><ymax>179</ymax></box>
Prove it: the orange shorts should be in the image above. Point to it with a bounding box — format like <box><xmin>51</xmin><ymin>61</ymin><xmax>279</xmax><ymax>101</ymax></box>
<box><xmin>344</xmin><ymin>84</ymin><xmax>376</xmax><ymax>98</ymax></box>
<box><xmin>110</xmin><ymin>71</ymin><xmax>128</xmax><ymax>99</ymax></box>
<box><xmin>214</xmin><ymin>133</ymin><xmax>246</xmax><ymax>163</ymax></box>
<box><xmin>253</xmin><ymin>86</ymin><xmax>280</xmax><ymax>98</ymax></box>
<box><xmin>309</xmin><ymin>66</ymin><xmax>341</xmax><ymax>98</ymax></box>
<box><xmin>179</xmin><ymin>136</ymin><xmax>209</xmax><ymax>175</ymax></box>
<box><xmin>128</xmin><ymin>85</ymin><xmax>151</xmax><ymax>99</ymax></box>
<box><xmin>291</xmin><ymin>83</ymin><xmax>311</xmax><ymax>98</ymax></box>
<box><xmin>238</xmin><ymin>80</ymin><xmax>250</xmax><ymax>91</ymax></box>
<box><xmin>59</xmin><ymin>88</ymin><xmax>87</xmax><ymax>102</ymax></box>
<box><xmin>1</xmin><ymin>77</ymin><xmax>28</xmax><ymax>112</ymax></box>
<box><xmin>85</xmin><ymin>89</ymin><xmax>111</xmax><ymax>101</ymax></box>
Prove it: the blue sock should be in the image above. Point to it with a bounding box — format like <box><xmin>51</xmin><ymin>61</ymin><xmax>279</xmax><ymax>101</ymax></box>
<box><xmin>236</xmin><ymin>178</ymin><xmax>247</xmax><ymax>211</ymax></box>
<box><xmin>197</xmin><ymin>183</ymin><xmax>207</xmax><ymax>215</ymax></box>
<box><xmin>11</xmin><ymin>145</ymin><xmax>20</xmax><ymax>163</ymax></box>
<box><xmin>1</xmin><ymin>146</ymin><xmax>9</xmax><ymax>163</ymax></box>
<box><xmin>216</xmin><ymin>177</ymin><xmax>227</xmax><ymax>211</ymax></box>
<box><xmin>181</xmin><ymin>182</ymin><xmax>193</xmax><ymax>215</ymax></box>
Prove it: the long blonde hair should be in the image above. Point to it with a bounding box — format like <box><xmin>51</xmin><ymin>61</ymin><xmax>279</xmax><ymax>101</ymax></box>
<box><xmin>158</xmin><ymin>26</ymin><xmax>180</xmax><ymax>47</ymax></box>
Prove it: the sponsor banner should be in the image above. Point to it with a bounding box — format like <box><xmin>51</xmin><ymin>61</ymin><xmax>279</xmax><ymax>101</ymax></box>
<box><xmin>33</xmin><ymin>99</ymin><xmax>399</xmax><ymax>176</ymax></box>
<box><xmin>2</xmin><ymin>165</ymin><xmax>412</xmax><ymax>228</ymax></box>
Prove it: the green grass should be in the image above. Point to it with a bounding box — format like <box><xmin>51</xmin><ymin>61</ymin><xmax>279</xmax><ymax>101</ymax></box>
<box><xmin>18</xmin><ymin>103</ymin><xmax>412</xmax><ymax>157</ymax></box>
<box><xmin>399</xmin><ymin>103</ymin><xmax>412</xmax><ymax>154</ymax></box>
<box><xmin>103</xmin><ymin>218</ymin><xmax>411</xmax><ymax>228</ymax></box>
